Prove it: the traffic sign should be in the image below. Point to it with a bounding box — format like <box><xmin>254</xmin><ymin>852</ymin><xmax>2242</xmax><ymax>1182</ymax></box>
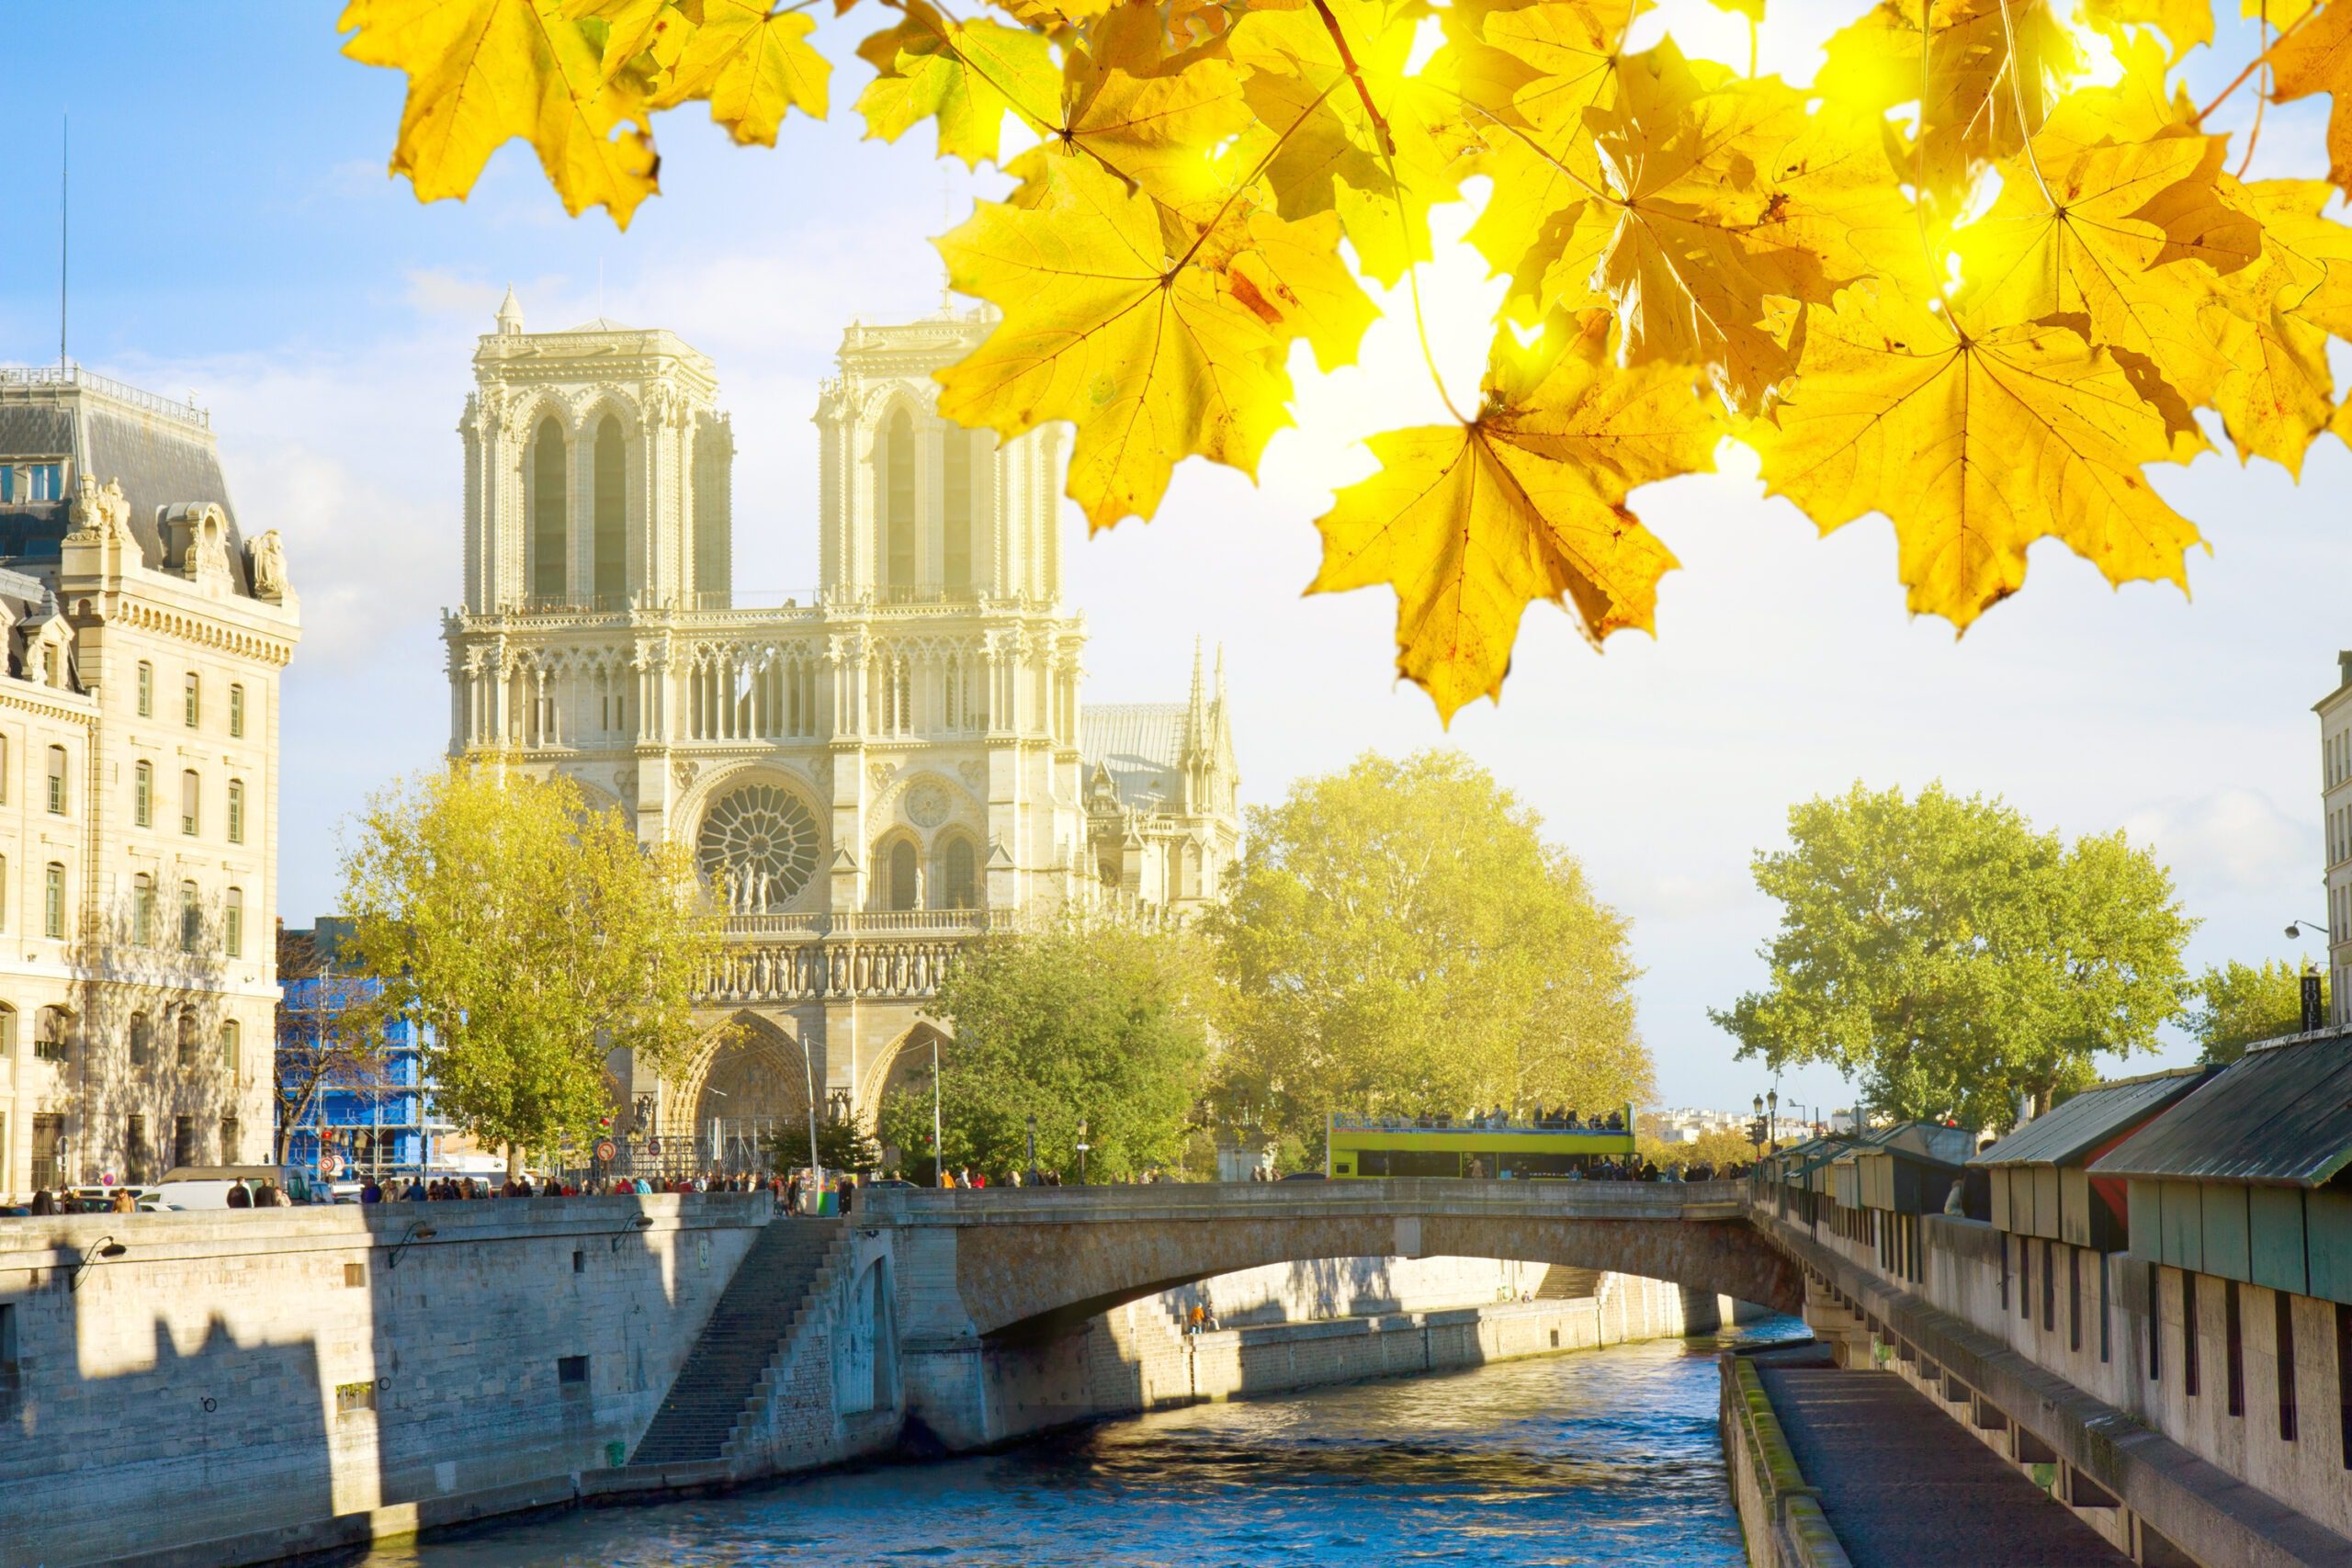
<box><xmin>593</xmin><ymin>1138</ymin><xmax>617</xmax><ymax>1163</ymax></box>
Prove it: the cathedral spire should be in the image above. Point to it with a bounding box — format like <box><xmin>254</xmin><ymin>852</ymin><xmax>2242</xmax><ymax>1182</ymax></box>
<box><xmin>1186</xmin><ymin>636</ymin><xmax>1207</xmax><ymax>742</ymax></box>
<box><xmin>495</xmin><ymin>284</ymin><xmax>525</xmax><ymax>335</ymax></box>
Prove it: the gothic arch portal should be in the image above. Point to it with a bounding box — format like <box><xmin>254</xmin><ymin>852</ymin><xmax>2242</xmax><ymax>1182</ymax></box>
<box><xmin>856</xmin><ymin>1019</ymin><xmax>952</xmax><ymax>1128</ymax></box>
<box><xmin>667</xmin><ymin>1010</ymin><xmax>816</xmax><ymax>1154</ymax></box>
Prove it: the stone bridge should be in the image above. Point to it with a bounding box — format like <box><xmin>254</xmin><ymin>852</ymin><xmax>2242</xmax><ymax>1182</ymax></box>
<box><xmin>865</xmin><ymin>1179</ymin><xmax>1803</xmax><ymax>1340</ymax></box>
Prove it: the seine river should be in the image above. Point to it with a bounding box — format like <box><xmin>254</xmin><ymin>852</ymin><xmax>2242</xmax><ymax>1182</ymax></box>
<box><xmin>364</xmin><ymin>1319</ymin><xmax>1802</xmax><ymax>1568</ymax></box>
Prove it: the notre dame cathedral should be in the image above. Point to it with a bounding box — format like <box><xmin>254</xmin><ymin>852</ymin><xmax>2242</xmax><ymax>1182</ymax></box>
<box><xmin>443</xmin><ymin>293</ymin><xmax>1238</xmax><ymax>1155</ymax></box>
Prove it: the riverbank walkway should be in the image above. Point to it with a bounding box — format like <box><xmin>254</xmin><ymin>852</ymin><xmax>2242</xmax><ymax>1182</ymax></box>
<box><xmin>1753</xmin><ymin>1347</ymin><xmax>2132</xmax><ymax>1567</ymax></box>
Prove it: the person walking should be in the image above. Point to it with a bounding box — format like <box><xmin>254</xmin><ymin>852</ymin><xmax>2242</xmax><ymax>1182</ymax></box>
<box><xmin>110</xmin><ymin>1188</ymin><xmax>136</xmax><ymax>1214</ymax></box>
<box><xmin>838</xmin><ymin>1173</ymin><xmax>856</xmax><ymax>1216</ymax></box>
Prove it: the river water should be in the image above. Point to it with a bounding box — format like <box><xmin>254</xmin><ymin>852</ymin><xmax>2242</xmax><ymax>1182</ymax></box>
<box><xmin>363</xmin><ymin>1317</ymin><xmax>1803</xmax><ymax>1568</ymax></box>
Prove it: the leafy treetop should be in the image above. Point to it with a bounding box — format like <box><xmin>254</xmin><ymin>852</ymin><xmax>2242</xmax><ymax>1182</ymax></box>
<box><xmin>342</xmin><ymin>0</ymin><xmax>2352</xmax><ymax>719</ymax></box>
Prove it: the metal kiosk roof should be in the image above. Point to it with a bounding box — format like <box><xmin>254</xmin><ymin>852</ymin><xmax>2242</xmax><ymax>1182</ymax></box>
<box><xmin>1973</xmin><ymin>1067</ymin><xmax>2215</xmax><ymax>1169</ymax></box>
<box><xmin>2090</xmin><ymin>1032</ymin><xmax>2352</xmax><ymax>1188</ymax></box>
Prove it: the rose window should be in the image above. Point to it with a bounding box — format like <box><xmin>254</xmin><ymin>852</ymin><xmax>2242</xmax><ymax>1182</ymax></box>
<box><xmin>698</xmin><ymin>784</ymin><xmax>820</xmax><ymax>912</ymax></box>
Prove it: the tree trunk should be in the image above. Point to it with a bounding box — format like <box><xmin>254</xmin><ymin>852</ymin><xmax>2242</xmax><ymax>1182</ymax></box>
<box><xmin>505</xmin><ymin>1140</ymin><xmax>522</xmax><ymax>1181</ymax></box>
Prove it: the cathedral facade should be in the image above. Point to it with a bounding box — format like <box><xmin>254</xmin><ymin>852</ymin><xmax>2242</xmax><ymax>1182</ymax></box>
<box><xmin>444</xmin><ymin>297</ymin><xmax>1237</xmax><ymax>1157</ymax></box>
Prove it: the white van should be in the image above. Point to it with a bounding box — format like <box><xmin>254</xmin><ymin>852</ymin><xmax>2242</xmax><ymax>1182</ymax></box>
<box><xmin>148</xmin><ymin>1165</ymin><xmax>323</xmax><ymax>1210</ymax></box>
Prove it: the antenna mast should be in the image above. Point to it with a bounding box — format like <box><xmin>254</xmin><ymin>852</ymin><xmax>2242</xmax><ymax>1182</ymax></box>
<box><xmin>60</xmin><ymin>113</ymin><xmax>69</xmax><ymax>368</ymax></box>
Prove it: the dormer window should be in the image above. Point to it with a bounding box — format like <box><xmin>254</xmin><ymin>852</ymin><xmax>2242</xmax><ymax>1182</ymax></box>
<box><xmin>0</xmin><ymin>463</ymin><xmax>63</xmax><ymax>503</ymax></box>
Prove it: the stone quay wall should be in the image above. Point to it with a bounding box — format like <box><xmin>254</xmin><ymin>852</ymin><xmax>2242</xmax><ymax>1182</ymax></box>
<box><xmin>0</xmin><ymin>1197</ymin><xmax>771</xmax><ymax>1568</ymax></box>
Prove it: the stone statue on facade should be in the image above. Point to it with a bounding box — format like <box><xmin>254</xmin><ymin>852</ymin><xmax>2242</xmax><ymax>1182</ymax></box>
<box><xmin>249</xmin><ymin>530</ymin><xmax>289</xmax><ymax>600</ymax></box>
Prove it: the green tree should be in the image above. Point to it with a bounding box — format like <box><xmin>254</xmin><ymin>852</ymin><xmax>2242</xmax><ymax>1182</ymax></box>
<box><xmin>2187</xmin><ymin>958</ymin><xmax>2326</xmax><ymax>1064</ymax></box>
<box><xmin>876</xmin><ymin>918</ymin><xmax>1209</xmax><ymax>1182</ymax></box>
<box><xmin>336</xmin><ymin>762</ymin><xmax>722</xmax><ymax>1176</ymax></box>
<box><xmin>1712</xmin><ymin>784</ymin><xmax>2194</xmax><ymax>1134</ymax></box>
<box><xmin>770</xmin><ymin>1118</ymin><xmax>882</xmax><ymax>1177</ymax></box>
<box><xmin>1202</xmin><ymin>750</ymin><xmax>1650</xmax><ymax>1168</ymax></box>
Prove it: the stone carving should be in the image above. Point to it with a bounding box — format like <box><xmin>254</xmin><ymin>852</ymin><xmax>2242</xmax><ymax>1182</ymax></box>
<box><xmin>616</xmin><ymin>764</ymin><xmax>638</xmax><ymax>808</ymax></box>
<box><xmin>65</xmin><ymin>475</ymin><xmax>131</xmax><ymax>545</ymax></box>
<box><xmin>673</xmin><ymin>758</ymin><xmax>700</xmax><ymax>788</ymax></box>
<box><xmin>809</xmin><ymin>753</ymin><xmax>832</xmax><ymax>785</ymax></box>
<box><xmin>248</xmin><ymin>530</ymin><xmax>288</xmax><ymax>600</ymax></box>
<box><xmin>868</xmin><ymin>761</ymin><xmax>899</xmax><ymax>792</ymax></box>
<box><xmin>958</xmin><ymin>761</ymin><xmax>986</xmax><ymax>792</ymax></box>
<box><xmin>906</xmin><ymin>781</ymin><xmax>950</xmax><ymax>829</ymax></box>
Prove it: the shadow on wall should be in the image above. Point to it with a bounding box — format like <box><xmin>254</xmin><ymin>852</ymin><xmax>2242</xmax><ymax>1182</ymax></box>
<box><xmin>1155</xmin><ymin>1257</ymin><xmax>1610</xmax><ymax>1327</ymax></box>
<box><xmin>2</xmin><ymin>1231</ymin><xmax>334</xmax><ymax>1566</ymax></box>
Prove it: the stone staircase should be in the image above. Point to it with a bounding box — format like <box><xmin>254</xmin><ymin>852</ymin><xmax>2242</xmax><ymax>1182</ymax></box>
<box><xmin>628</xmin><ymin>1217</ymin><xmax>845</xmax><ymax>1468</ymax></box>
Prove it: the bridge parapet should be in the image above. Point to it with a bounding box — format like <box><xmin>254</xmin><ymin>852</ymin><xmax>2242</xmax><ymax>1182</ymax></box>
<box><xmin>863</xmin><ymin>1179</ymin><xmax>1746</xmax><ymax>1227</ymax></box>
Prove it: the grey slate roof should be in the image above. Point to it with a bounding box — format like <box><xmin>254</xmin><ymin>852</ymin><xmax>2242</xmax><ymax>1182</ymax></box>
<box><xmin>0</xmin><ymin>374</ymin><xmax>253</xmax><ymax>592</ymax></box>
<box><xmin>1972</xmin><ymin>1066</ymin><xmax>2215</xmax><ymax>1170</ymax></box>
<box><xmin>1082</xmin><ymin>702</ymin><xmax>1187</xmax><ymax>811</ymax></box>
<box><xmin>2089</xmin><ymin>1032</ymin><xmax>2352</xmax><ymax>1188</ymax></box>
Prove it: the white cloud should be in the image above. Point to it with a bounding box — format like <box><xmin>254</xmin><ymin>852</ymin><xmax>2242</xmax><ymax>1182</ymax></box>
<box><xmin>2120</xmin><ymin>788</ymin><xmax>2313</xmax><ymax>903</ymax></box>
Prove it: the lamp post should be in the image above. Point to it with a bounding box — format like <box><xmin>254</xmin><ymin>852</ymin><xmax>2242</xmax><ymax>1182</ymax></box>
<box><xmin>1767</xmin><ymin>1088</ymin><xmax>1779</xmax><ymax>1151</ymax></box>
<box><xmin>1750</xmin><ymin>1093</ymin><xmax>1765</xmax><ymax>1160</ymax></box>
<box><xmin>1077</xmin><ymin>1116</ymin><xmax>1089</xmax><ymax>1186</ymax></box>
<box><xmin>1026</xmin><ymin>1111</ymin><xmax>1038</xmax><ymax>1181</ymax></box>
<box><xmin>931</xmin><ymin>1035</ymin><xmax>943</xmax><ymax>1189</ymax></box>
<box><xmin>2284</xmin><ymin>917</ymin><xmax>2333</xmax><ymax>942</ymax></box>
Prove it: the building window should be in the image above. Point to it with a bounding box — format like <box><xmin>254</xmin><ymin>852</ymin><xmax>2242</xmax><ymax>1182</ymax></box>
<box><xmin>43</xmin><ymin>863</ymin><xmax>62</xmax><ymax>939</ymax></box>
<box><xmin>136</xmin><ymin>660</ymin><xmax>153</xmax><ymax>716</ymax></box>
<box><xmin>125</xmin><ymin>1114</ymin><xmax>147</xmax><ymax>1185</ymax></box>
<box><xmin>2279</xmin><ymin>1290</ymin><xmax>2300</xmax><ymax>1442</ymax></box>
<box><xmin>0</xmin><ymin>1006</ymin><xmax>15</xmax><ymax>1062</ymax></box>
<box><xmin>532</xmin><ymin>418</ymin><xmax>567</xmax><ymax>602</ymax></box>
<box><xmin>594</xmin><ymin>414</ymin><xmax>626</xmax><ymax>600</ymax></box>
<box><xmin>45</xmin><ymin>745</ymin><xmax>65</xmax><ymax>814</ymax></box>
<box><xmin>182</xmin><ymin>770</ymin><xmax>199</xmax><ymax>835</ymax></box>
<box><xmin>184</xmin><ymin>671</ymin><xmax>199</xmax><ymax>728</ymax></box>
<box><xmin>888</xmin><ymin>840</ymin><xmax>917</xmax><ymax>911</ymax></box>
<box><xmin>172</xmin><ymin>1115</ymin><xmax>194</xmax><ymax>1169</ymax></box>
<box><xmin>130</xmin><ymin>1011</ymin><xmax>153</xmax><ymax>1067</ymax></box>
<box><xmin>944</xmin><ymin>426</ymin><xmax>972</xmax><ymax>592</ymax></box>
<box><xmin>228</xmin><ymin>779</ymin><xmax>245</xmax><ymax>844</ymax></box>
<box><xmin>30</xmin><ymin>1113</ymin><xmax>63</xmax><ymax>1189</ymax></box>
<box><xmin>944</xmin><ymin>838</ymin><xmax>976</xmax><ymax>910</ymax></box>
<box><xmin>134</xmin><ymin>761</ymin><xmax>153</xmax><ymax>827</ymax></box>
<box><xmin>220</xmin><ymin>1115</ymin><xmax>240</xmax><ymax>1163</ymax></box>
<box><xmin>885</xmin><ymin>408</ymin><xmax>915</xmax><ymax>591</ymax></box>
<box><xmin>225</xmin><ymin>887</ymin><xmax>243</xmax><ymax>958</ymax></box>
<box><xmin>180</xmin><ymin>880</ymin><xmax>200</xmax><ymax>950</ymax></box>
<box><xmin>131</xmin><ymin>874</ymin><xmax>153</xmax><ymax>946</ymax></box>
<box><xmin>220</xmin><ymin>1018</ymin><xmax>240</xmax><ymax>1075</ymax></box>
<box><xmin>2226</xmin><ymin>1279</ymin><xmax>2246</xmax><ymax>1418</ymax></box>
<box><xmin>33</xmin><ymin>1007</ymin><xmax>67</xmax><ymax>1063</ymax></box>
<box><xmin>228</xmin><ymin>683</ymin><xmax>244</xmax><ymax>739</ymax></box>
<box><xmin>175</xmin><ymin>1012</ymin><xmax>196</xmax><ymax>1069</ymax></box>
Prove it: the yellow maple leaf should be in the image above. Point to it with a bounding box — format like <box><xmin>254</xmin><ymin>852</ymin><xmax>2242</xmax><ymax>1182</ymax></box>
<box><xmin>1525</xmin><ymin>43</ymin><xmax>1918</xmax><ymax>408</ymax></box>
<box><xmin>2270</xmin><ymin>0</ymin><xmax>2352</xmax><ymax>194</ymax></box>
<box><xmin>340</xmin><ymin>0</ymin><xmax>660</xmax><ymax>225</ymax></box>
<box><xmin>1750</xmin><ymin>288</ymin><xmax>2202</xmax><ymax>628</ymax></box>
<box><xmin>855</xmin><ymin>0</ymin><xmax>1058</xmax><ymax>168</ymax></box>
<box><xmin>2201</xmin><ymin>179</ymin><xmax>2352</xmax><ymax>471</ymax></box>
<box><xmin>1309</xmin><ymin>314</ymin><xmax>1709</xmax><ymax>720</ymax></box>
<box><xmin>654</xmin><ymin>0</ymin><xmax>829</xmax><ymax>143</ymax></box>
<box><xmin>1953</xmin><ymin>130</ymin><xmax>2257</xmax><ymax>444</ymax></box>
<box><xmin>935</xmin><ymin>157</ymin><xmax>1373</xmax><ymax>529</ymax></box>
<box><xmin>1817</xmin><ymin>0</ymin><xmax>2084</xmax><ymax>203</ymax></box>
<box><xmin>1006</xmin><ymin>6</ymin><xmax>1251</xmax><ymax>209</ymax></box>
<box><xmin>1465</xmin><ymin>0</ymin><xmax>1632</xmax><ymax>288</ymax></box>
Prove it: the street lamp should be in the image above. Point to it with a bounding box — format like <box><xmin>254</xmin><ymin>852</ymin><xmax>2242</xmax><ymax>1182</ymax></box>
<box><xmin>2286</xmin><ymin>917</ymin><xmax>2333</xmax><ymax>941</ymax></box>
<box><xmin>1750</xmin><ymin>1094</ymin><xmax>1765</xmax><ymax>1160</ymax></box>
<box><xmin>1077</xmin><ymin>1116</ymin><xmax>1089</xmax><ymax>1186</ymax></box>
<box><xmin>1026</xmin><ymin>1111</ymin><xmax>1039</xmax><ymax>1181</ymax></box>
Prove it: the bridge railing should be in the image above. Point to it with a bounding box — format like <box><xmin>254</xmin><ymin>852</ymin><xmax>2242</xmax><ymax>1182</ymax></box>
<box><xmin>858</xmin><ymin>1177</ymin><xmax>1746</xmax><ymax>1224</ymax></box>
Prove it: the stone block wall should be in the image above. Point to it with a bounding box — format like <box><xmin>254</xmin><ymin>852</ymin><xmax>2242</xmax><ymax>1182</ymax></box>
<box><xmin>0</xmin><ymin>1197</ymin><xmax>768</xmax><ymax>1568</ymax></box>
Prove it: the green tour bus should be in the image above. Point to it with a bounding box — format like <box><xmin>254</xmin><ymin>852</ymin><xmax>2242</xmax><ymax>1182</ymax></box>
<box><xmin>1326</xmin><ymin>1108</ymin><xmax>1638</xmax><ymax>1179</ymax></box>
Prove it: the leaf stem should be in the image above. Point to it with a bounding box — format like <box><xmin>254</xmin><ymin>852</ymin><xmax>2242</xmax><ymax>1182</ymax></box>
<box><xmin>1993</xmin><ymin>0</ymin><xmax>2055</xmax><ymax>212</ymax></box>
<box><xmin>2197</xmin><ymin>4</ymin><xmax>2315</xmax><ymax>124</ymax></box>
<box><xmin>2237</xmin><ymin>3</ymin><xmax>2270</xmax><ymax>177</ymax></box>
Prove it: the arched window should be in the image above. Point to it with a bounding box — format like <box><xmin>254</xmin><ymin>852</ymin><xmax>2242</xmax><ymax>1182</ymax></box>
<box><xmin>532</xmin><ymin>417</ymin><xmax>567</xmax><ymax>601</ymax></box>
<box><xmin>944</xmin><ymin>426</ymin><xmax>972</xmax><ymax>592</ymax></box>
<box><xmin>180</xmin><ymin>880</ymin><xmax>200</xmax><ymax>950</ymax></box>
<box><xmin>944</xmin><ymin>838</ymin><xmax>977</xmax><ymax>910</ymax></box>
<box><xmin>136</xmin><ymin>660</ymin><xmax>153</xmax><ymax>716</ymax></box>
<box><xmin>35</xmin><ymin>1006</ymin><xmax>68</xmax><ymax>1063</ymax></box>
<box><xmin>130</xmin><ymin>1011</ymin><xmax>153</xmax><ymax>1068</ymax></box>
<box><xmin>228</xmin><ymin>779</ymin><xmax>246</xmax><ymax>844</ymax></box>
<box><xmin>43</xmin><ymin>862</ymin><xmax>63</xmax><ymax>938</ymax></box>
<box><xmin>888</xmin><ymin>840</ymin><xmax>918</xmax><ymax>911</ymax></box>
<box><xmin>594</xmin><ymin>413</ymin><xmax>627</xmax><ymax>600</ymax></box>
<box><xmin>225</xmin><ymin>886</ymin><xmax>244</xmax><ymax>958</ymax></box>
<box><xmin>229</xmin><ymin>682</ymin><xmax>245</xmax><ymax>739</ymax></box>
<box><xmin>175</xmin><ymin>1010</ymin><xmax>197</xmax><ymax>1068</ymax></box>
<box><xmin>134</xmin><ymin>761</ymin><xmax>153</xmax><ymax>827</ymax></box>
<box><xmin>885</xmin><ymin>409</ymin><xmax>916</xmax><ymax>591</ymax></box>
<box><xmin>220</xmin><ymin>1018</ymin><xmax>241</xmax><ymax>1075</ymax></box>
<box><xmin>46</xmin><ymin>745</ymin><xmax>66</xmax><ymax>814</ymax></box>
<box><xmin>181</xmin><ymin>769</ymin><xmax>200</xmax><ymax>836</ymax></box>
<box><xmin>131</xmin><ymin>874</ymin><xmax>154</xmax><ymax>947</ymax></box>
<box><xmin>0</xmin><ymin>1005</ymin><xmax>17</xmax><ymax>1061</ymax></box>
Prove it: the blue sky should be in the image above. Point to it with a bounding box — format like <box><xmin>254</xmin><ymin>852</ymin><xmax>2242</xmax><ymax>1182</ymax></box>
<box><xmin>1</xmin><ymin>3</ymin><xmax>2343</xmax><ymax>1117</ymax></box>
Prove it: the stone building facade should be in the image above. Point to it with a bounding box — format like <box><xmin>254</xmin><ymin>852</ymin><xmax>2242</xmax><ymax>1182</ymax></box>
<box><xmin>2316</xmin><ymin>651</ymin><xmax>2352</xmax><ymax>1022</ymax></box>
<box><xmin>0</xmin><ymin>366</ymin><xmax>300</xmax><ymax>1201</ymax></box>
<box><xmin>443</xmin><ymin>296</ymin><xmax>1237</xmax><ymax>1156</ymax></box>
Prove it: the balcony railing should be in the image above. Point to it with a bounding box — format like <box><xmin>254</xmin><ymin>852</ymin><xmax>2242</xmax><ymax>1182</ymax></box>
<box><xmin>0</xmin><ymin>362</ymin><xmax>210</xmax><ymax>429</ymax></box>
<box><xmin>718</xmin><ymin>908</ymin><xmax>999</xmax><ymax>939</ymax></box>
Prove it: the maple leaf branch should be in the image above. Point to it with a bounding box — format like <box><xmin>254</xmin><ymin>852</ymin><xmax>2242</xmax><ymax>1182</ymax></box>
<box><xmin>2197</xmin><ymin>2</ymin><xmax>2318</xmax><ymax>124</ymax></box>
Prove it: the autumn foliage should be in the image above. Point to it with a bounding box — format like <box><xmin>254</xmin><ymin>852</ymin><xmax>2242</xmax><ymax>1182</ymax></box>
<box><xmin>342</xmin><ymin>0</ymin><xmax>2352</xmax><ymax>717</ymax></box>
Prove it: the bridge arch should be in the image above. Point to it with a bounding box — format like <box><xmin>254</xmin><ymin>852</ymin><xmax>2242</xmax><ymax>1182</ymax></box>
<box><xmin>874</xmin><ymin>1184</ymin><xmax>1804</xmax><ymax>1338</ymax></box>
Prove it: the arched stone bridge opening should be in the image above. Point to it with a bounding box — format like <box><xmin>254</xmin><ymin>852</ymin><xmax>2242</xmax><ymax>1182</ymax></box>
<box><xmin>863</xmin><ymin>1179</ymin><xmax>1803</xmax><ymax>1340</ymax></box>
